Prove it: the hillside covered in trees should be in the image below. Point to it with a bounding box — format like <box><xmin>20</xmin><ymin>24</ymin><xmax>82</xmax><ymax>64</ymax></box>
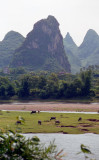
<box><xmin>0</xmin><ymin>31</ymin><xmax>25</xmax><ymax>68</ymax></box>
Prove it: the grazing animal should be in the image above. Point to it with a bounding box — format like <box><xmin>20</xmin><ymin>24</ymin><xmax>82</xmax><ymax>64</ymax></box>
<box><xmin>16</xmin><ymin>121</ymin><xmax>21</xmax><ymax>125</ymax></box>
<box><xmin>55</xmin><ymin>120</ymin><xmax>60</xmax><ymax>124</ymax></box>
<box><xmin>38</xmin><ymin>110</ymin><xmax>40</xmax><ymax>113</ymax></box>
<box><xmin>31</xmin><ymin>111</ymin><xmax>36</xmax><ymax>114</ymax></box>
<box><xmin>38</xmin><ymin>120</ymin><xmax>42</xmax><ymax>125</ymax></box>
<box><xmin>50</xmin><ymin>117</ymin><xmax>56</xmax><ymax>120</ymax></box>
<box><xmin>78</xmin><ymin>117</ymin><xmax>82</xmax><ymax>121</ymax></box>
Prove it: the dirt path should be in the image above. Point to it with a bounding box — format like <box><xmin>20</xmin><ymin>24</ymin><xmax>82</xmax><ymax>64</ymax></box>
<box><xmin>0</xmin><ymin>102</ymin><xmax>99</xmax><ymax>112</ymax></box>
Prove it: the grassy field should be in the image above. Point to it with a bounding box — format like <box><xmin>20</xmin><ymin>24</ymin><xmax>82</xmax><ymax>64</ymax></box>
<box><xmin>0</xmin><ymin>111</ymin><xmax>99</xmax><ymax>134</ymax></box>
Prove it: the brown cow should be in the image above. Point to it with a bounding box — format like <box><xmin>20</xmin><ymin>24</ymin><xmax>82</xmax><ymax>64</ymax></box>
<box><xmin>38</xmin><ymin>120</ymin><xmax>42</xmax><ymax>125</ymax></box>
<box><xmin>16</xmin><ymin>121</ymin><xmax>21</xmax><ymax>125</ymax></box>
<box><xmin>55</xmin><ymin>120</ymin><xmax>60</xmax><ymax>125</ymax></box>
<box><xmin>50</xmin><ymin>117</ymin><xmax>56</xmax><ymax>120</ymax></box>
<box><xmin>31</xmin><ymin>111</ymin><xmax>36</xmax><ymax>114</ymax></box>
<box><xmin>78</xmin><ymin>117</ymin><xmax>82</xmax><ymax>121</ymax></box>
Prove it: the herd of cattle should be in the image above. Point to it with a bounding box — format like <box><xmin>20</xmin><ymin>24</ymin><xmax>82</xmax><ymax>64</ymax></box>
<box><xmin>16</xmin><ymin>110</ymin><xmax>82</xmax><ymax>125</ymax></box>
<box><xmin>30</xmin><ymin>111</ymin><xmax>61</xmax><ymax>125</ymax></box>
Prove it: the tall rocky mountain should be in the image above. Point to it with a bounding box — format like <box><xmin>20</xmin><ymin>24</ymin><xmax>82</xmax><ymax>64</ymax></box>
<box><xmin>0</xmin><ymin>31</ymin><xmax>25</xmax><ymax>68</ymax></box>
<box><xmin>64</xmin><ymin>29</ymin><xmax>99</xmax><ymax>73</ymax></box>
<box><xmin>63</xmin><ymin>33</ymin><xmax>81</xmax><ymax>73</ymax></box>
<box><xmin>11</xmin><ymin>16</ymin><xmax>71</xmax><ymax>73</ymax></box>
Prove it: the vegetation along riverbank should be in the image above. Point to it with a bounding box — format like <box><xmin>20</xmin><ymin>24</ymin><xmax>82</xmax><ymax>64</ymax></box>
<box><xmin>0</xmin><ymin>69</ymin><xmax>98</xmax><ymax>101</ymax></box>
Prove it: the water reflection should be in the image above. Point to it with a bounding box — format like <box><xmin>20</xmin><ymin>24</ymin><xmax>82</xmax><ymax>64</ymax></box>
<box><xmin>2</xmin><ymin>110</ymin><xmax>99</xmax><ymax>114</ymax></box>
<box><xmin>24</xmin><ymin>133</ymin><xmax>99</xmax><ymax>160</ymax></box>
<box><xmin>41</xmin><ymin>111</ymin><xmax>98</xmax><ymax>114</ymax></box>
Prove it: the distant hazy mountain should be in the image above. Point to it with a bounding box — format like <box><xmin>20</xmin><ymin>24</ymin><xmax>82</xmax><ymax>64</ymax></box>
<box><xmin>64</xmin><ymin>29</ymin><xmax>99</xmax><ymax>73</ymax></box>
<box><xmin>78</xmin><ymin>29</ymin><xmax>99</xmax><ymax>58</ymax></box>
<box><xmin>0</xmin><ymin>31</ymin><xmax>25</xmax><ymax>68</ymax></box>
<box><xmin>64</xmin><ymin>32</ymin><xmax>78</xmax><ymax>53</ymax></box>
<box><xmin>63</xmin><ymin>32</ymin><xmax>81</xmax><ymax>73</ymax></box>
<box><xmin>11</xmin><ymin>16</ymin><xmax>71</xmax><ymax>73</ymax></box>
<box><xmin>78</xmin><ymin>29</ymin><xmax>99</xmax><ymax>67</ymax></box>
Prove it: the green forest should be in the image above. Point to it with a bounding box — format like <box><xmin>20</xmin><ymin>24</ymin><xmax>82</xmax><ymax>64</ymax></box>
<box><xmin>0</xmin><ymin>65</ymin><xmax>99</xmax><ymax>101</ymax></box>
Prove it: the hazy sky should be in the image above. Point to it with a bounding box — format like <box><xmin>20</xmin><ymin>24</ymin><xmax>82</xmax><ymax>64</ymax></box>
<box><xmin>0</xmin><ymin>0</ymin><xmax>99</xmax><ymax>45</ymax></box>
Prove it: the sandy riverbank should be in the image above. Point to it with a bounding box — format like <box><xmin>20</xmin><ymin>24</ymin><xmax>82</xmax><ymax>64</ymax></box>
<box><xmin>0</xmin><ymin>102</ymin><xmax>99</xmax><ymax>112</ymax></box>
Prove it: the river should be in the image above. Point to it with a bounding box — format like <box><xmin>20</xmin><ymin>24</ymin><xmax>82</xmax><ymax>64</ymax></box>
<box><xmin>24</xmin><ymin>133</ymin><xmax>99</xmax><ymax>160</ymax></box>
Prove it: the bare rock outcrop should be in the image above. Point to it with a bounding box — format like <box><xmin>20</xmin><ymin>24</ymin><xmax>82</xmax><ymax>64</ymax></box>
<box><xmin>11</xmin><ymin>15</ymin><xmax>71</xmax><ymax>72</ymax></box>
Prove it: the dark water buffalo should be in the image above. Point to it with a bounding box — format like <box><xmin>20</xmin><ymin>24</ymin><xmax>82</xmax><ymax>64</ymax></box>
<box><xmin>31</xmin><ymin>111</ymin><xmax>36</xmax><ymax>114</ymax></box>
<box><xmin>78</xmin><ymin>117</ymin><xmax>82</xmax><ymax>121</ymax></box>
<box><xmin>38</xmin><ymin>120</ymin><xmax>42</xmax><ymax>125</ymax></box>
<box><xmin>55</xmin><ymin>120</ymin><xmax>60</xmax><ymax>124</ymax></box>
<box><xmin>50</xmin><ymin>117</ymin><xmax>56</xmax><ymax>120</ymax></box>
<box><xmin>16</xmin><ymin>121</ymin><xmax>21</xmax><ymax>125</ymax></box>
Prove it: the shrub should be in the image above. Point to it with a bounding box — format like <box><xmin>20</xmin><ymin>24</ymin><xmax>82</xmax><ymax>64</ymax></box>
<box><xmin>0</xmin><ymin>130</ymin><xmax>63</xmax><ymax>160</ymax></box>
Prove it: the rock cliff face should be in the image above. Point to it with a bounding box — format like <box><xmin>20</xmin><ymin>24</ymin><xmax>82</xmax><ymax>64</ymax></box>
<box><xmin>11</xmin><ymin>16</ymin><xmax>71</xmax><ymax>72</ymax></box>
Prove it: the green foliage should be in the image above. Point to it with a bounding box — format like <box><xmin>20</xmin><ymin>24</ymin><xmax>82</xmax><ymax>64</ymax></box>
<box><xmin>38</xmin><ymin>89</ymin><xmax>49</xmax><ymax>99</ymax></box>
<box><xmin>0</xmin><ymin>130</ymin><xmax>63</xmax><ymax>160</ymax></box>
<box><xmin>0</xmin><ymin>70</ymin><xmax>95</xmax><ymax>100</ymax></box>
<box><xmin>18</xmin><ymin>76</ymin><xmax>30</xmax><ymax>98</ymax></box>
<box><xmin>6</xmin><ymin>84</ymin><xmax>15</xmax><ymax>97</ymax></box>
<box><xmin>79</xmin><ymin>70</ymin><xmax>92</xmax><ymax>96</ymax></box>
<box><xmin>0</xmin><ymin>76</ymin><xmax>9</xmax><ymax>86</ymax></box>
<box><xmin>38</xmin><ymin>75</ymin><xmax>47</xmax><ymax>89</ymax></box>
<box><xmin>0</xmin><ymin>76</ymin><xmax>15</xmax><ymax>99</ymax></box>
<box><xmin>0</xmin><ymin>85</ymin><xmax>6</xmax><ymax>97</ymax></box>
